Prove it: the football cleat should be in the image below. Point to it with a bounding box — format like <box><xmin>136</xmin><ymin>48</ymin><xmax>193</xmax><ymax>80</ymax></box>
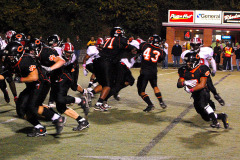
<box><xmin>94</xmin><ymin>102</ymin><xmax>108</xmax><ymax>111</ymax></box>
<box><xmin>78</xmin><ymin>96</ymin><xmax>89</xmax><ymax>116</ymax></box>
<box><xmin>222</xmin><ymin>113</ymin><xmax>229</xmax><ymax>129</ymax></box>
<box><xmin>103</xmin><ymin>101</ymin><xmax>111</xmax><ymax>109</ymax></box>
<box><xmin>73</xmin><ymin>120</ymin><xmax>90</xmax><ymax>131</ymax></box>
<box><xmin>160</xmin><ymin>101</ymin><xmax>167</xmax><ymax>109</ymax></box>
<box><xmin>210</xmin><ymin>121</ymin><xmax>220</xmax><ymax>128</ymax></box>
<box><xmin>52</xmin><ymin>116</ymin><xmax>66</xmax><ymax>135</ymax></box>
<box><xmin>143</xmin><ymin>105</ymin><xmax>155</xmax><ymax>112</ymax></box>
<box><xmin>27</xmin><ymin>127</ymin><xmax>47</xmax><ymax>137</ymax></box>
<box><xmin>214</xmin><ymin>94</ymin><xmax>225</xmax><ymax>106</ymax></box>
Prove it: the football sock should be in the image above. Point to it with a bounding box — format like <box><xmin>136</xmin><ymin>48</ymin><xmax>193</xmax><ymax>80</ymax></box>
<box><xmin>155</xmin><ymin>92</ymin><xmax>163</xmax><ymax>103</ymax></box>
<box><xmin>42</xmin><ymin>107</ymin><xmax>55</xmax><ymax>120</ymax></box>
<box><xmin>141</xmin><ymin>94</ymin><xmax>153</xmax><ymax>105</ymax></box>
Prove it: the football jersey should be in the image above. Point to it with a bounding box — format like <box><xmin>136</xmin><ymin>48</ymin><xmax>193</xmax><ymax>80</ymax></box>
<box><xmin>100</xmin><ymin>36</ymin><xmax>129</xmax><ymax>61</ymax></box>
<box><xmin>178</xmin><ymin>65</ymin><xmax>210</xmax><ymax>93</ymax></box>
<box><xmin>37</xmin><ymin>46</ymin><xmax>63</xmax><ymax>81</ymax></box>
<box><xmin>86</xmin><ymin>46</ymin><xmax>100</xmax><ymax>65</ymax></box>
<box><xmin>139</xmin><ymin>42</ymin><xmax>164</xmax><ymax>73</ymax></box>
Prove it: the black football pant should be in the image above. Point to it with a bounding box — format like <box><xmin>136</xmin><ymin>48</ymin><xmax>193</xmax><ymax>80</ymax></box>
<box><xmin>105</xmin><ymin>63</ymin><xmax>135</xmax><ymax>101</ymax></box>
<box><xmin>207</xmin><ymin>76</ymin><xmax>217</xmax><ymax>96</ymax></box>
<box><xmin>70</xmin><ymin>61</ymin><xmax>79</xmax><ymax>91</ymax></box>
<box><xmin>51</xmin><ymin>74</ymin><xmax>75</xmax><ymax>114</ymax></box>
<box><xmin>93</xmin><ymin>58</ymin><xmax>115</xmax><ymax>87</ymax></box>
<box><xmin>137</xmin><ymin>72</ymin><xmax>157</xmax><ymax>95</ymax></box>
<box><xmin>192</xmin><ymin>89</ymin><xmax>211</xmax><ymax>121</ymax></box>
<box><xmin>16</xmin><ymin>81</ymin><xmax>50</xmax><ymax>119</ymax></box>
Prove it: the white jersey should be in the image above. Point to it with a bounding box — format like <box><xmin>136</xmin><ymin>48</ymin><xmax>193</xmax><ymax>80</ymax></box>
<box><xmin>181</xmin><ymin>47</ymin><xmax>216</xmax><ymax>73</ymax></box>
<box><xmin>53</xmin><ymin>46</ymin><xmax>62</xmax><ymax>56</ymax></box>
<box><xmin>86</xmin><ymin>46</ymin><xmax>100</xmax><ymax>65</ymax></box>
<box><xmin>0</xmin><ymin>39</ymin><xmax>7</xmax><ymax>50</ymax></box>
<box><xmin>120</xmin><ymin>57</ymin><xmax>136</xmax><ymax>69</ymax></box>
<box><xmin>120</xmin><ymin>40</ymin><xmax>139</xmax><ymax>68</ymax></box>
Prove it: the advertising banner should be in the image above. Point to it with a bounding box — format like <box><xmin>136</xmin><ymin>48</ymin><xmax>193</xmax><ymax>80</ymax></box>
<box><xmin>223</xmin><ymin>11</ymin><xmax>240</xmax><ymax>24</ymax></box>
<box><xmin>195</xmin><ymin>10</ymin><xmax>222</xmax><ymax>24</ymax></box>
<box><xmin>168</xmin><ymin>10</ymin><xmax>194</xmax><ymax>23</ymax></box>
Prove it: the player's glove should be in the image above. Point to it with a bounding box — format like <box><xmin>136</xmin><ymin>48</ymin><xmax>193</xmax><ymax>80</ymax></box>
<box><xmin>184</xmin><ymin>80</ymin><xmax>197</xmax><ymax>88</ymax></box>
<box><xmin>14</xmin><ymin>76</ymin><xmax>22</xmax><ymax>83</ymax></box>
<box><xmin>83</xmin><ymin>69</ymin><xmax>88</xmax><ymax>76</ymax></box>
<box><xmin>184</xmin><ymin>86</ymin><xmax>192</xmax><ymax>93</ymax></box>
<box><xmin>41</xmin><ymin>65</ymin><xmax>52</xmax><ymax>72</ymax></box>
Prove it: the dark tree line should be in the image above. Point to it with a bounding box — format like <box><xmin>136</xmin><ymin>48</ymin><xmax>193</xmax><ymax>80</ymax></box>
<box><xmin>0</xmin><ymin>0</ymin><xmax>239</xmax><ymax>44</ymax></box>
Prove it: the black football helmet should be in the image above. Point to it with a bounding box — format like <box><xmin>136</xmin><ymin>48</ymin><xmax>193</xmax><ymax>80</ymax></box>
<box><xmin>183</xmin><ymin>51</ymin><xmax>200</xmax><ymax>70</ymax></box>
<box><xmin>10</xmin><ymin>33</ymin><xmax>26</xmax><ymax>46</ymax></box>
<box><xmin>148</xmin><ymin>34</ymin><xmax>161</xmax><ymax>47</ymax></box>
<box><xmin>47</xmin><ymin>34</ymin><xmax>61</xmax><ymax>46</ymax></box>
<box><xmin>4</xmin><ymin>42</ymin><xmax>24</xmax><ymax>65</ymax></box>
<box><xmin>25</xmin><ymin>38</ymin><xmax>42</xmax><ymax>56</ymax></box>
<box><xmin>110</xmin><ymin>27</ymin><xmax>125</xmax><ymax>37</ymax></box>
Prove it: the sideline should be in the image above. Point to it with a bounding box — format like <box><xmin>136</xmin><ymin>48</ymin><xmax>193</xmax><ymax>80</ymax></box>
<box><xmin>136</xmin><ymin>74</ymin><xmax>231</xmax><ymax>157</ymax></box>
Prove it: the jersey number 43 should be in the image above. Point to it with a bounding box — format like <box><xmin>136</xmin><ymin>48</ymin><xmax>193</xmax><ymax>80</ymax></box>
<box><xmin>143</xmin><ymin>47</ymin><xmax>161</xmax><ymax>63</ymax></box>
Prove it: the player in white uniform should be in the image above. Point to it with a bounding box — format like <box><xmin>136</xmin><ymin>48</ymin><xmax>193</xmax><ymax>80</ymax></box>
<box><xmin>0</xmin><ymin>30</ymin><xmax>18</xmax><ymax>103</ymax></box>
<box><xmin>181</xmin><ymin>37</ymin><xmax>225</xmax><ymax>107</ymax></box>
<box><xmin>83</xmin><ymin>41</ymin><xmax>101</xmax><ymax>91</ymax></box>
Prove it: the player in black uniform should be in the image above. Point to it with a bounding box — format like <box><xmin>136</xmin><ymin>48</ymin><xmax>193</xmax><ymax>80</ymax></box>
<box><xmin>93</xmin><ymin>27</ymin><xmax>137</xmax><ymax>111</ymax></box>
<box><xmin>137</xmin><ymin>34</ymin><xmax>167</xmax><ymax>112</ymax></box>
<box><xmin>3</xmin><ymin>42</ymin><xmax>66</xmax><ymax>136</ymax></box>
<box><xmin>177</xmin><ymin>51</ymin><xmax>229</xmax><ymax>129</ymax></box>
<box><xmin>27</xmin><ymin>38</ymin><xmax>90</xmax><ymax>131</ymax></box>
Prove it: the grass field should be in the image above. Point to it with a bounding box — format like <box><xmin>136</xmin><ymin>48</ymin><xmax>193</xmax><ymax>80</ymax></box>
<box><xmin>0</xmin><ymin>66</ymin><xmax>239</xmax><ymax>160</ymax></box>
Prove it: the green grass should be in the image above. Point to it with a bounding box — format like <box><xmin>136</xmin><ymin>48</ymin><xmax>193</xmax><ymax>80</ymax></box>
<box><xmin>0</xmin><ymin>67</ymin><xmax>239</xmax><ymax>160</ymax></box>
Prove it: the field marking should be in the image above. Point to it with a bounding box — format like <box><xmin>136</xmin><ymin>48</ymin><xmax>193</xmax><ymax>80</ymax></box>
<box><xmin>81</xmin><ymin>156</ymin><xmax>174</xmax><ymax>160</ymax></box>
<box><xmin>158</xmin><ymin>71</ymin><xmax>177</xmax><ymax>76</ymax></box>
<box><xmin>0</xmin><ymin>118</ymin><xmax>17</xmax><ymax>124</ymax></box>
<box><xmin>136</xmin><ymin>73</ymin><xmax>231</xmax><ymax>157</ymax></box>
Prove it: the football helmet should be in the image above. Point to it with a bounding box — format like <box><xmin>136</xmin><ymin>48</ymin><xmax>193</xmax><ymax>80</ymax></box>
<box><xmin>183</xmin><ymin>51</ymin><xmax>200</xmax><ymax>70</ymax></box>
<box><xmin>110</xmin><ymin>27</ymin><xmax>125</xmax><ymax>37</ymax></box>
<box><xmin>190</xmin><ymin>37</ymin><xmax>202</xmax><ymax>52</ymax></box>
<box><xmin>62</xmin><ymin>42</ymin><xmax>74</xmax><ymax>61</ymax></box>
<box><xmin>4</xmin><ymin>42</ymin><xmax>24</xmax><ymax>65</ymax></box>
<box><xmin>11</xmin><ymin>33</ymin><xmax>26</xmax><ymax>46</ymax></box>
<box><xmin>25</xmin><ymin>38</ymin><xmax>42</xmax><ymax>56</ymax></box>
<box><xmin>47</xmin><ymin>34</ymin><xmax>61</xmax><ymax>46</ymax></box>
<box><xmin>148</xmin><ymin>34</ymin><xmax>161</xmax><ymax>47</ymax></box>
<box><xmin>5</xmin><ymin>30</ymin><xmax>16</xmax><ymax>43</ymax></box>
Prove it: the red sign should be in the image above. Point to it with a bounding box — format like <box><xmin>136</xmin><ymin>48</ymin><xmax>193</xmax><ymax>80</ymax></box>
<box><xmin>169</xmin><ymin>10</ymin><xmax>194</xmax><ymax>23</ymax></box>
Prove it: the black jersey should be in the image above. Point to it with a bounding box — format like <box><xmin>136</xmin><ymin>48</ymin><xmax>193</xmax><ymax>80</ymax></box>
<box><xmin>178</xmin><ymin>65</ymin><xmax>210</xmax><ymax>90</ymax></box>
<box><xmin>13</xmin><ymin>54</ymin><xmax>48</xmax><ymax>88</ymax></box>
<box><xmin>100</xmin><ymin>36</ymin><xmax>130</xmax><ymax>62</ymax></box>
<box><xmin>38</xmin><ymin>46</ymin><xmax>64</xmax><ymax>81</ymax></box>
<box><xmin>139</xmin><ymin>42</ymin><xmax>164</xmax><ymax>73</ymax></box>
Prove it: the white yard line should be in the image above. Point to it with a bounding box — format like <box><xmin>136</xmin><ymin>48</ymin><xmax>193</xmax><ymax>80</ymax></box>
<box><xmin>0</xmin><ymin>118</ymin><xmax>17</xmax><ymax>124</ymax></box>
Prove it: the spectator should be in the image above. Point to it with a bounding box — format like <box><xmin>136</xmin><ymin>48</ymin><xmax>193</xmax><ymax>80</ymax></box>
<box><xmin>72</xmin><ymin>35</ymin><xmax>82</xmax><ymax>62</ymax></box>
<box><xmin>66</xmin><ymin>37</ymin><xmax>71</xmax><ymax>43</ymax></box>
<box><xmin>235</xmin><ymin>44</ymin><xmax>240</xmax><ymax>71</ymax></box>
<box><xmin>87</xmin><ymin>36</ymin><xmax>96</xmax><ymax>46</ymax></box>
<box><xmin>213</xmin><ymin>40</ymin><xmax>222</xmax><ymax>70</ymax></box>
<box><xmin>162</xmin><ymin>39</ymin><xmax>168</xmax><ymax>69</ymax></box>
<box><xmin>171</xmin><ymin>40</ymin><xmax>182</xmax><ymax>68</ymax></box>
<box><xmin>222</xmin><ymin>41</ymin><xmax>234</xmax><ymax>71</ymax></box>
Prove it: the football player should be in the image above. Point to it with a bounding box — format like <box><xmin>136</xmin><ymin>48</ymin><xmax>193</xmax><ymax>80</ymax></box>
<box><xmin>0</xmin><ymin>30</ymin><xmax>18</xmax><ymax>103</ymax></box>
<box><xmin>137</xmin><ymin>34</ymin><xmax>167</xmax><ymax>112</ymax></box>
<box><xmin>26</xmin><ymin>38</ymin><xmax>90</xmax><ymax>131</ymax></box>
<box><xmin>3</xmin><ymin>41</ymin><xmax>66</xmax><ymax>137</ymax></box>
<box><xmin>177</xmin><ymin>51</ymin><xmax>229</xmax><ymax>129</ymax></box>
<box><xmin>181</xmin><ymin>37</ymin><xmax>225</xmax><ymax>108</ymax></box>
<box><xmin>93</xmin><ymin>27</ymin><xmax>137</xmax><ymax>111</ymax></box>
